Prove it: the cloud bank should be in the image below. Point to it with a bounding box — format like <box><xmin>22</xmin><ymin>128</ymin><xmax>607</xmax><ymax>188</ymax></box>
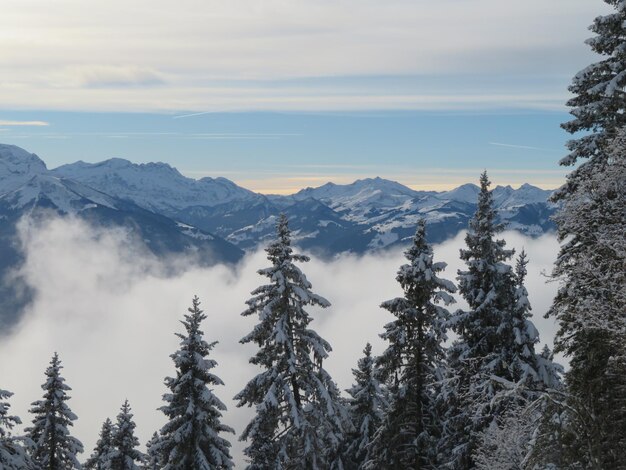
<box><xmin>0</xmin><ymin>0</ymin><xmax>607</xmax><ymax>111</ymax></box>
<box><xmin>0</xmin><ymin>217</ymin><xmax>562</xmax><ymax>465</ymax></box>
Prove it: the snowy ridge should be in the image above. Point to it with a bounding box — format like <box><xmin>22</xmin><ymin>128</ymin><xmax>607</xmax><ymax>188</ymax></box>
<box><xmin>52</xmin><ymin>158</ymin><xmax>259</xmax><ymax>215</ymax></box>
<box><xmin>0</xmin><ymin>144</ymin><xmax>48</xmax><ymax>194</ymax></box>
<box><xmin>0</xmin><ymin>143</ymin><xmax>557</xmax><ymax>257</ymax></box>
<box><xmin>1</xmin><ymin>174</ymin><xmax>120</xmax><ymax>213</ymax></box>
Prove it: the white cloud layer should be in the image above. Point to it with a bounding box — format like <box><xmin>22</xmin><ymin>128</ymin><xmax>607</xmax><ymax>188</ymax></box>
<box><xmin>0</xmin><ymin>216</ymin><xmax>562</xmax><ymax>465</ymax></box>
<box><xmin>0</xmin><ymin>0</ymin><xmax>608</xmax><ymax>111</ymax></box>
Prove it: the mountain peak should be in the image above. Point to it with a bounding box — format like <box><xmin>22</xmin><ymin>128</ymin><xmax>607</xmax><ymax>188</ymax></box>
<box><xmin>0</xmin><ymin>144</ymin><xmax>48</xmax><ymax>173</ymax></box>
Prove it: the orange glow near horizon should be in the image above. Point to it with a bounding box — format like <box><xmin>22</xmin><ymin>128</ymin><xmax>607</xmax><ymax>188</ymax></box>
<box><xmin>233</xmin><ymin>176</ymin><xmax>564</xmax><ymax>195</ymax></box>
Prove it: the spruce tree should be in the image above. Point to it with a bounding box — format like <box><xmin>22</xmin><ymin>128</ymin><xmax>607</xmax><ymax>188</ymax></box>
<box><xmin>143</xmin><ymin>432</ymin><xmax>161</xmax><ymax>470</ymax></box>
<box><xmin>441</xmin><ymin>172</ymin><xmax>517</xmax><ymax>469</ymax></box>
<box><xmin>367</xmin><ymin>219</ymin><xmax>455</xmax><ymax>469</ymax></box>
<box><xmin>84</xmin><ymin>418</ymin><xmax>114</xmax><ymax>469</ymax></box>
<box><xmin>441</xmin><ymin>173</ymin><xmax>559</xmax><ymax>469</ymax></box>
<box><xmin>548</xmin><ymin>125</ymin><xmax>626</xmax><ymax>468</ymax></box>
<box><xmin>108</xmin><ymin>400</ymin><xmax>144</xmax><ymax>470</ymax></box>
<box><xmin>344</xmin><ymin>343</ymin><xmax>386</xmax><ymax>469</ymax></box>
<box><xmin>551</xmin><ymin>1</ymin><xmax>626</xmax><ymax>464</ymax></box>
<box><xmin>560</xmin><ymin>0</ymin><xmax>626</xmax><ymax>174</ymax></box>
<box><xmin>26</xmin><ymin>352</ymin><xmax>83</xmax><ymax>469</ymax></box>
<box><xmin>157</xmin><ymin>295</ymin><xmax>234</xmax><ymax>470</ymax></box>
<box><xmin>235</xmin><ymin>214</ymin><xmax>346</xmax><ymax>469</ymax></box>
<box><xmin>0</xmin><ymin>389</ymin><xmax>35</xmax><ymax>470</ymax></box>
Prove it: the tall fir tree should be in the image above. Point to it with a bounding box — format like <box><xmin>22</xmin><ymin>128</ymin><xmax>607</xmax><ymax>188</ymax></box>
<box><xmin>235</xmin><ymin>214</ymin><xmax>346</xmax><ymax>469</ymax></box>
<box><xmin>108</xmin><ymin>400</ymin><xmax>144</xmax><ymax>470</ymax></box>
<box><xmin>367</xmin><ymin>219</ymin><xmax>455</xmax><ymax>469</ymax></box>
<box><xmin>156</xmin><ymin>296</ymin><xmax>234</xmax><ymax>470</ymax></box>
<box><xmin>84</xmin><ymin>418</ymin><xmax>114</xmax><ymax>470</ymax></box>
<box><xmin>344</xmin><ymin>343</ymin><xmax>386</xmax><ymax>469</ymax></box>
<box><xmin>550</xmin><ymin>1</ymin><xmax>626</xmax><ymax>466</ymax></box>
<box><xmin>549</xmin><ymin>126</ymin><xmax>626</xmax><ymax>468</ymax></box>
<box><xmin>26</xmin><ymin>352</ymin><xmax>83</xmax><ymax>470</ymax></box>
<box><xmin>441</xmin><ymin>173</ymin><xmax>559</xmax><ymax>469</ymax></box>
<box><xmin>0</xmin><ymin>389</ymin><xmax>35</xmax><ymax>470</ymax></box>
<box><xmin>439</xmin><ymin>172</ymin><xmax>516</xmax><ymax>469</ymax></box>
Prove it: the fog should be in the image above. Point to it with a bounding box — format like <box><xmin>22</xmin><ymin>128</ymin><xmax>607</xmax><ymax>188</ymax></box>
<box><xmin>0</xmin><ymin>216</ymin><xmax>562</xmax><ymax>465</ymax></box>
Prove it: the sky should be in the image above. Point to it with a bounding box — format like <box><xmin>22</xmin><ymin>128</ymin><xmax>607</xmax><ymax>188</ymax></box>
<box><xmin>0</xmin><ymin>0</ymin><xmax>610</xmax><ymax>192</ymax></box>
<box><xmin>0</xmin><ymin>216</ymin><xmax>563</xmax><ymax>465</ymax></box>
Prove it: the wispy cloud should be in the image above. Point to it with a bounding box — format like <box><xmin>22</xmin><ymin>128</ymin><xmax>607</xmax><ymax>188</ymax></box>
<box><xmin>0</xmin><ymin>0</ymin><xmax>600</xmax><ymax>112</ymax></box>
<box><xmin>489</xmin><ymin>141</ymin><xmax>561</xmax><ymax>152</ymax></box>
<box><xmin>0</xmin><ymin>120</ymin><xmax>49</xmax><ymax>127</ymax></box>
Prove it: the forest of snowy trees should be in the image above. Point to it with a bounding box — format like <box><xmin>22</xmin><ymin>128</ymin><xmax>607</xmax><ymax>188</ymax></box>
<box><xmin>1</xmin><ymin>0</ymin><xmax>626</xmax><ymax>468</ymax></box>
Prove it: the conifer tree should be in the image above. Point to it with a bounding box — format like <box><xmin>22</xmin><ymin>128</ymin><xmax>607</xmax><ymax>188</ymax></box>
<box><xmin>548</xmin><ymin>125</ymin><xmax>626</xmax><ymax>468</ymax></box>
<box><xmin>367</xmin><ymin>219</ymin><xmax>455</xmax><ymax>469</ymax></box>
<box><xmin>550</xmin><ymin>1</ymin><xmax>626</xmax><ymax>464</ymax></box>
<box><xmin>26</xmin><ymin>352</ymin><xmax>83</xmax><ymax>469</ymax></box>
<box><xmin>157</xmin><ymin>296</ymin><xmax>234</xmax><ymax>470</ymax></box>
<box><xmin>0</xmin><ymin>389</ymin><xmax>35</xmax><ymax>469</ymax></box>
<box><xmin>108</xmin><ymin>400</ymin><xmax>144</xmax><ymax>470</ymax></box>
<box><xmin>84</xmin><ymin>418</ymin><xmax>114</xmax><ymax>470</ymax></box>
<box><xmin>235</xmin><ymin>214</ymin><xmax>346</xmax><ymax>469</ymax></box>
<box><xmin>344</xmin><ymin>343</ymin><xmax>386</xmax><ymax>469</ymax></box>
<box><xmin>441</xmin><ymin>173</ymin><xmax>559</xmax><ymax>469</ymax></box>
<box><xmin>143</xmin><ymin>432</ymin><xmax>161</xmax><ymax>470</ymax></box>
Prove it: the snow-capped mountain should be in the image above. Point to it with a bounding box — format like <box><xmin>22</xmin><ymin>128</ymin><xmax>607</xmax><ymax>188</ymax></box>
<box><xmin>52</xmin><ymin>158</ymin><xmax>260</xmax><ymax>216</ymax></box>
<box><xmin>0</xmin><ymin>143</ymin><xmax>558</xmax><ymax>328</ymax></box>
<box><xmin>0</xmin><ymin>144</ymin><xmax>48</xmax><ymax>193</ymax></box>
<box><xmin>2</xmin><ymin>144</ymin><xmax>557</xmax><ymax>259</ymax></box>
<box><xmin>0</xmin><ymin>145</ymin><xmax>247</xmax><ymax>330</ymax></box>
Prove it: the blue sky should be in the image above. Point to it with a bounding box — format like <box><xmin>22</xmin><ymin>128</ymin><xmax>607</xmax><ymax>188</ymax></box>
<box><xmin>0</xmin><ymin>0</ymin><xmax>608</xmax><ymax>192</ymax></box>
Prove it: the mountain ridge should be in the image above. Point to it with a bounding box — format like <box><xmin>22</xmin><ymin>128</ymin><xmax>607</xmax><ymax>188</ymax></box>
<box><xmin>4</xmin><ymin>143</ymin><xmax>557</xmax><ymax>257</ymax></box>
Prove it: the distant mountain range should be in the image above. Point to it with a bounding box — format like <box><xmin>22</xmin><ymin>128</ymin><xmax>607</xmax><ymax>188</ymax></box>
<box><xmin>0</xmin><ymin>143</ymin><xmax>557</xmax><ymax>329</ymax></box>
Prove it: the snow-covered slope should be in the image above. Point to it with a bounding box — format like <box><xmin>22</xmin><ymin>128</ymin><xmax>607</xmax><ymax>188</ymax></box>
<box><xmin>52</xmin><ymin>158</ymin><xmax>259</xmax><ymax>215</ymax></box>
<box><xmin>0</xmin><ymin>144</ymin><xmax>48</xmax><ymax>193</ymax></box>
<box><xmin>0</xmin><ymin>143</ymin><xmax>557</xmax><ymax>258</ymax></box>
<box><xmin>291</xmin><ymin>177</ymin><xmax>430</xmax><ymax>222</ymax></box>
<box><xmin>1</xmin><ymin>174</ymin><xmax>119</xmax><ymax>213</ymax></box>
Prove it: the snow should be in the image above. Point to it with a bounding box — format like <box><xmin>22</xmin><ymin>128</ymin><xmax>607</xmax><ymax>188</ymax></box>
<box><xmin>4</xmin><ymin>175</ymin><xmax>119</xmax><ymax>212</ymax></box>
<box><xmin>52</xmin><ymin>158</ymin><xmax>258</xmax><ymax>214</ymax></box>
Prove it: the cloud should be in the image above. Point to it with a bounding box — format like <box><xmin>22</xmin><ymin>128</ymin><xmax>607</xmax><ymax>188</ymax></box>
<box><xmin>0</xmin><ymin>216</ymin><xmax>561</xmax><ymax>465</ymax></box>
<box><xmin>0</xmin><ymin>120</ymin><xmax>49</xmax><ymax>126</ymax></box>
<box><xmin>64</xmin><ymin>65</ymin><xmax>166</xmax><ymax>88</ymax></box>
<box><xmin>0</xmin><ymin>0</ymin><xmax>608</xmax><ymax>112</ymax></box>
<box><xmin>489</xmin><ymin>141</ymin><xmax>561</xmax><ymax>152</ymax></box>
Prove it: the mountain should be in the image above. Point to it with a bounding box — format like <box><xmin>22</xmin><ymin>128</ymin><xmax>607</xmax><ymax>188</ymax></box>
<box><xmin>50</xmin><ymin>149</ymin><xmax>556</xmax><ymax>254</ymax></box>
<box><xmin>52</xmin><ymin>158</ymin><xmax>260</xmax><ymax>216</ymax></box>
<box><xmin>0</xmin><ymin>145</ymin><xmax>245</xmax><ymax>331</ymax></box>
<box><xmin>0</xmin><ymin>143</ymin><xmax>558</xmax><ymax>275</ymax></box>
<box><xmin>0</xmin><ymin>143</ymin><xmax>558</xmax><ymax>328</ymax></box>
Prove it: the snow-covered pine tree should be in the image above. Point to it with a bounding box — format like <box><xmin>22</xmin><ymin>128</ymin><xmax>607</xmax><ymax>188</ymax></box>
<box><xmin>235</xmin><ymin>214</ymin><xmax>346</xmax><ymax>469</ymax></box>
<box><xmin>156</xmin><ymin>295</ymin><xmax>234</xmax><ymax>470</ymax></box>
<box><xmin>551</xmin><ymin>2</ymin><xmax>626</xmax><ymax>463</ymax></box>
<box><xmin>441</xmin><ymin>173</ymin><xmax>561</xmax><ymax>469</ymax></box>
<box><xmin>26</xmin><ymin>352</ymin><xmax>83</xmax><ymax>470</ymax></box>
<box><xmin>439</xmin><ymin>172</ymin><xmax>516</xmax><ymax>469</ymax></box>
<box><xmin>559</xmin><ymin>0</ymin><xmax>626</xmax><ymax>178</ymax></box>
<box><xmin>0</xmin><ymin>389</ymin><xmax>35</xmax><ymax>470</ymax></box>
<box><xmin>108</xmin><ymin>400</ymin><xmax>144</xmax><ymax>470</ymax></box>
<box><xmin>367</xmin><ymin>219</ymin><xmax>455</xmax><ymax>469</ymax></box>
<box><xmin>143</xmin><ymin>432</ymin><xmax>161</xmax><ymax>470</ymax></box>
<box><xmin>84</xmin><ymin>418</ymin><xmax>114</xmax><ymax>469</ymax></box>
<box><xmin>505</xmin><ymin>250</ymin><xmax>563</xmax><ymax>391</ymax></box>
<box><xmin>547</xmin><ymin>123</ymin><xmax>626</xmax><ymax>467</ymax></box>
<box><xmin>344</xmin><ymin>343</ymin><xmax>386</xmax><ymax>469</ymax></box>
